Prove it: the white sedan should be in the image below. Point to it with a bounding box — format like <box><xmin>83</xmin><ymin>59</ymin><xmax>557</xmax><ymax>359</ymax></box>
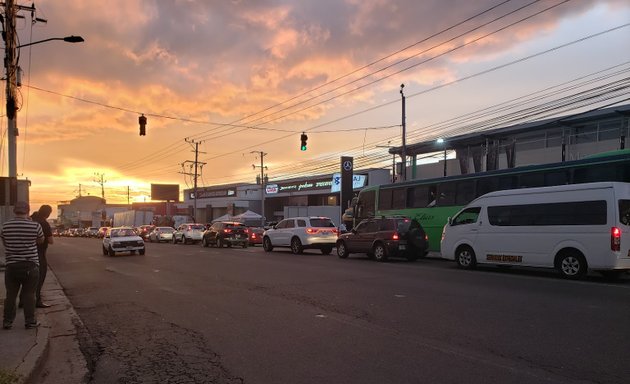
<box><xmin>102</xmin><ymin>227</ymin><xmax>145</xmax><ymax>256</ymax></box>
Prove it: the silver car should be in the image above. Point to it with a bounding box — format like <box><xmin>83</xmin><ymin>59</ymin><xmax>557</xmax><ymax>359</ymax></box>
<box><xmin>262</xmin><ymin>216</ymin><xmax>338</xmax><ymax>254</ymax></box>
<box><xmin>148</xmin><ymin>226</ymin><xmax>175</xmax><ymax>243</ymax></box>
<box><xmin>172</xmin><ymin>223</ymin><xmax>206</xmax><ymax>244</ymax></box>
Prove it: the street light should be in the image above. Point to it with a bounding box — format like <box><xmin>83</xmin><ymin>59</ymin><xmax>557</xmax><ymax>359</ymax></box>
<box><xmin>17</xmin><ymin>35</ymin><xmax>84</xmax><ymax>49</ymax></box>
<box><xmin>5</xmin><ymin>34</ymin><xmax>84</xmax><ymax>177</ymax></box>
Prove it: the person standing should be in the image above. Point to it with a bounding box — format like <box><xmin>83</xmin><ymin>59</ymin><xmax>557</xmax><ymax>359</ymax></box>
<box><xmin>31</xmin><ymin>204</ymin><xmax>54</xmax><ymax>308</ymax></box>
<box><xmin>2</xmin><ymin>201</ymin><xmax>44</xmax><ymax>329</ymax></box>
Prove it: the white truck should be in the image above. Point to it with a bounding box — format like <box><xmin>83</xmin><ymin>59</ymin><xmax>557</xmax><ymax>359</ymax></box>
<box><xmin>113</xmin><ymin>210</ymin><xmax>154</xmax><ymax>228</ymax></box>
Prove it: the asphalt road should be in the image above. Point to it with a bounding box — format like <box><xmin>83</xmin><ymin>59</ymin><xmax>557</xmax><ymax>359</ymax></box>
<box><xmin>47</xmin><ymin>237</ymin><xmax>630</xmax><ymax>384</ymax></box>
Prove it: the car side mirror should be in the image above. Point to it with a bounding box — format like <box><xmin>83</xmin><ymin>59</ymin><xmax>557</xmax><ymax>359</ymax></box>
<box><xmin>447</xmin><ymin>217</ymin><xmax>452</xmax><ymax>225</ymax></box>
<box><xmin>351</xmin><ymin>229</ymin><xmax>357</xmax><ymax>234</ymax></box>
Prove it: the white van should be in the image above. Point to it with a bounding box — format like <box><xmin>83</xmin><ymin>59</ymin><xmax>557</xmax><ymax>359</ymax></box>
<box><xmin>440</xmin><ymin>182</ymin><xmax>630</xmax><ymax>279</ymax></box>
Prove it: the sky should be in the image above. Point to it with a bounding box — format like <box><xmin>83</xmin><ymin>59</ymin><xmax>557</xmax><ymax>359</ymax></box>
<box><xmin>2</xmin><ymin>0</ymin><xmax>629</xmax><ymax>218</ymax></box>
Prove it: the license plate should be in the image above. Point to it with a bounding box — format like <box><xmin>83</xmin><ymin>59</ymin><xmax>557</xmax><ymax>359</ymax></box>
<box><xmin>399</xmin><ymin>245</ymin><xmax>406</xmax><ymax>250</ymax></box>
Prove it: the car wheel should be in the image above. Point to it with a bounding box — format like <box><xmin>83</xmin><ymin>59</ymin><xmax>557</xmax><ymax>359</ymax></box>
<box><xmin>556</xmin><ymin>250</ymin><xmax>587</xmax><ymax>279</ymax></box>
<box><xmin>336</xmin><ymin>241</ymin><xmax>349</xmax><ymax>259</ymax></box>
<box><xmin>263</xmin><ymin>237</ymin><xmax>273</xmax><ymax>252</ymax></box>
<box><xmin>455</xmin><ymin>245</ymin><xmax>476</xmax><ymax>269</ymax></box>
<box><xmin>139</xmin><ymin>249</ymin><xmax>145</xmax><ymax>255</ymax></box>
<box><xmin>108</xmin><ymin>246</ymin><xmax>115</xmax><ymax>257</ymax></box>
<box><xmin>217</xmin><ymin>237</ymin><xmax>224</xmax><ymax>248</ymax></box>
<box><xmin>242</xmin><ymin>243</ymin><xmax>248</xmax><ymax>248</ymax></box>
<box><xmin>291</xmin><ymin>237</ymin><xmax>303</xmax><ymax>254</ymax></box>
<box><xmin>172</xmin><ymin>236</ymin><xmax>177</xmax><ymax>244</ymax></box>
<box><xmin>202</xmin><ymin>237</ymin><xmax>209</xmax><ymax>247</ymax></box>
<box><xmin>321</xmin><ymin>247</ymin><xmax>333</xmax><ymax>255</ymax></box>
<box><xmin>184</xmin><ymin>236</ymin><xmax>190</xmax><ymax>245</ymax></box>
<box><xmin>102</xmin><ymin>246</ymin><xmax>108</xmax><ymax>256</ymax></box>
<box><xmin>373</xmin><ymin>243</ymin><xmax>387</xmax><ymax>262</ymax></box>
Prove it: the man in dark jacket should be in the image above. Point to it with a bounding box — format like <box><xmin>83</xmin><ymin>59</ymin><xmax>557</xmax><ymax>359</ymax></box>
<box><xmin>31</xmin><ymin>205</ymin><xmax>54</xmax><ymax>308</ymax></box>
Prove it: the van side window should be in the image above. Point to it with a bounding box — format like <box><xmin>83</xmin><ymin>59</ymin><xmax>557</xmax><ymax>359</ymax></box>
<box><xmin>619</xmin><ymin>200</ymin><xmax>630</xmax><ymax>226</ymax></box>
<box><xmin>488</xmin><ymin>201</ymin><xmax>607</xmax><ymax>226</ymax></box>
<box><xmin>452</xmin><ymin>207</ymin><xmax>481</xmax><ymax>226</ymax></box>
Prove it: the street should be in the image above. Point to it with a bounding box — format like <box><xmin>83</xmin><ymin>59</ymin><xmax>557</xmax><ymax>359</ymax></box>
<box><xmin>47</xmin><ymin>237</ymin><xmax>630</xmax><ymax>384</ymax></box>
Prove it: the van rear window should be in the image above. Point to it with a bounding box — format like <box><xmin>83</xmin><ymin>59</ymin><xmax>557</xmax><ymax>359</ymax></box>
<box><xmin>620</xmin><ymin>200</ymin><xmax>630</xmax><ymax>226</ymax></box>
<box><xmin>488</xmin><ymin>200</ymin><xmax>607</xmax><ymax>226</ymax></box>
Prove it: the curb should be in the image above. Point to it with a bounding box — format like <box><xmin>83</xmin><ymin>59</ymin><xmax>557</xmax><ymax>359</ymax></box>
<box><xmin>14</xmin><ymin>316</ymin><xmax>50</xmax><ymax>384</ymax></box>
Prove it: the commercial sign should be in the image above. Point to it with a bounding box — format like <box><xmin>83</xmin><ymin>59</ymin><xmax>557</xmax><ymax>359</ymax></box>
<box><xmin>189</xmin><ymin>188</ymin><xmax>236</xmax><ymax>199</ymax></box>
<box><xmin>330</xmin><ymin>173</ymin><xmax>367</xmax><ymax>193</ymax></box>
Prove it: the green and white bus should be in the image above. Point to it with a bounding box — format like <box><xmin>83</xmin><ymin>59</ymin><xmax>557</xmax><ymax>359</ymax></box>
<box><xmin>351</xmin><ymin>149</ymin><xmax>630</xmax><ymax>252</ymax></box>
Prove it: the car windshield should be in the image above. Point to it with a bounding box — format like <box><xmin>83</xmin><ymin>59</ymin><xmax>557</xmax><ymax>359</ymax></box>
<box><xmin>112</xmin><ymin>229</ymin><xmax>136</xmax><ymax>237</ymax></box>
<box><xmin>158</xmin><ymin>227</ymin><xmax>174</xmax><ymax>233</ymax></box>
<box><xmin>310</xmin><ymin>218</ymin><xmax>335</xmax><ymax>227</ymax></box>
<box><xmin>226</xmin><ymin>224</ymin><xmax>246</xmax><ymax>229</ymax></box>
<box><xmin>190</xmin><ymin>225</ymin><xmax>206</xmax><ymax>230</ymax></box>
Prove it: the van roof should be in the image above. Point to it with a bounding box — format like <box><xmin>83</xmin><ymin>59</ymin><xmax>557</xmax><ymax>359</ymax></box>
<box><xmin>477</xmin><ymin>181</ymin><xmax>629</xmax><ymax>200</ymax></box>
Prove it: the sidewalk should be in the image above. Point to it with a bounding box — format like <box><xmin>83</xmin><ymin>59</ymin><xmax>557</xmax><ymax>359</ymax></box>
<box><xmin>0</xmin><ymin>259</ymin><xmax>88</xmax><ymax>384</ymax></box>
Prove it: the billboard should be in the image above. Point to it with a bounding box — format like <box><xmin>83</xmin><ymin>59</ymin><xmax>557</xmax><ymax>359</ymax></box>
<box><xmin>151</xmin><ymin>184</ymin><xmax>179</xmax><ymax>201</ymax></box>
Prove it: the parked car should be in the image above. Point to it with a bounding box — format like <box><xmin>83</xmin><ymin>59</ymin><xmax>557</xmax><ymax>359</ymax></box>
<box><xmin>85</xmin><ymin>227</ymin><xmax>100</xmax><ymax>237</ymax></box>
<box><xmin>336</xmin><ymin>216</ymin><xmax>428</xmax><ymax>262</ymax></box>
<box><xmin>148</xmin><ymin>226</ymin><xmax>175</xmax><ymax>243</ymax></box>
<box><xmin>248</xmin><ymin>227</ymin><xmax>265</xmax><ymax>246</ymax></box>
<box><xmin>102</xmin><ymin>227</ymin><xmax>145</xmax><ymax>256</ymax></box>
<box><xmin>201</xmin><ymin>221</ymin><xmax>249</xmax><ymax>248</ymax></box>
<box><xmin>136</xmin><ymin>225</ymin><xmax>155</xmax><ymax>240</ymax></box>
<box><xmin>262</xmin><ymin>216</ymin><xmax>338</xmax><ymax>254</ymax></box>
<box><xmin>97</xmin><ymin>226</ymin><xmax>110</xmax><ymax>238</ymax></box>
<box><xmin>172</xmin><ymin>223</ymin><xmax>206</xmax><ymax>244</ymax></box>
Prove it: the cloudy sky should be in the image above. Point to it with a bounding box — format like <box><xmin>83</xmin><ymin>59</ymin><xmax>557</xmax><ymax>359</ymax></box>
<box><xmin>3</xmin><ymin>0</ymin><xmax>629</xmax><ymax>216</ymax></box>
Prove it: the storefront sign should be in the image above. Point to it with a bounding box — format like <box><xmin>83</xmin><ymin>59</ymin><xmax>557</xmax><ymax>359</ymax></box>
<box><xmin>330</xmin><ymin>173</ymin><xmax>367</xmax><ymax>193</ymax></box>
<box><xmin>265</xmin><ymin>177</ymin><xmax>333</xmax><ymax>195</ymax></box>
<box><xmin>266</xmin><ymin>184</ymin><xmax>279</xmax><ymax>194</ymax></box>
<box><xmin>190</xmin><ymin>188</ymin><xmax>236</xmax><ymax>199</ymax></box>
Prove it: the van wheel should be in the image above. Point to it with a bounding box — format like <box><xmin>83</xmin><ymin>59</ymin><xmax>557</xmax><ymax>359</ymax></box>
<box><xmin>455</xmin><ymin>246</ymin><xmax>476</xmax><ymax>269</ymax></box>
<box><xmin>263</xmin><ymin>237</ymin><xmax>273</xmax><ymax>252</ymax></box>
<box><xmin>556</xmin><ymin>250</ymin><xmax>586</xmax><ymax>279</ymax></box>
<box><xmin>291</xmin><ymin>237</ymin><xmax>303</xmax><ymax>254</ymax></box>
<box><xmin>337</xmin><ymin>241</ymin><xmax>349</xmax><ymax>259</ymax></box>
<box><xmin>373</xmin><ymin>243</ymin><xmax>388</xmax><ymax>262</ymax></box>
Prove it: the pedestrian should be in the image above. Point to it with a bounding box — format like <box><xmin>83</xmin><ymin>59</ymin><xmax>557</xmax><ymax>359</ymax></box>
<box><xmin>1</xmin><ymin>201</ymin><xmax>44</xmax><ymax>329</ymax></box>
<box><xmin>31</xmin><ymin>204</ymin><xmax>54</xmax><ymax>308</ymax></box>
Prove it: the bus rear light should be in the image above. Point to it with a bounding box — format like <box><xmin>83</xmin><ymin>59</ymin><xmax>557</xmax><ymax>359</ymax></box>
<box><xmin>611</xmin><ymin>227</ymin><xmax>621</xmax><ymax>251</ymax></box>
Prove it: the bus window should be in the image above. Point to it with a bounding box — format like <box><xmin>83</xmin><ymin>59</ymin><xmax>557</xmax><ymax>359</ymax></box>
<box><xmin>378</xmin><ymin>189</ymin><xmax>393</xmax><ymax>210</ymax></box>
<box><xmin>477</xmin><ymin>177</ymin><xmax>499</xmax><ymax>197</ymax></box>
<box><xmin>545</xmin><ymin>171</ymin><xmax>569</xmax><ymax>186</ymax></box>
<box><xmin>392</xmin><ymin>188</ymin><xmax>406</xmax><ymax>209</ymax></box>
<box><xmin>356</xmin><ymin>189</ymin><xmax>376</xmax><ymax>220</ymax></box>
<box><xmin>574</xmin><ymin>165</ymin><xmax>619</xmax><ymax>183</ymax></box>
<box><xmin>437</xmin><ymin>183</ymin><xmax>456</xmax><ymax>205</ymax></box>
<box><xmin>456</xmin><ymin>180</ymin><xmax>476</xmax><ymax>205</ymax></box>
<box><xmin>499</xmin><ymin>176</ymin><xmax>517</xmax><ymax>190</ymax></box>
<box><xmin>519</xmin><ymin>172</ymin><xmax>545</xmax><ymax>188</ymax></box>
<box><xmin>409</xmin><ymin>185</ymin><xmax>430</xmax><ymax>208</ymax></box>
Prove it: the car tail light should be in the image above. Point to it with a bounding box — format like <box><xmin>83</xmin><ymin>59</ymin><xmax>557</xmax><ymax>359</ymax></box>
<box><xmin>244</xmin><ymin>228</ymin><xmax>249</xmax><ymax>233</ymax></box>
<box><xmin>251</xmin><ymin>233</ymin><xmax>257</xmax><ymax>239</ymax></box>
<box><xmin>392</xmin><ymin>232</ymin><xmax>399</xmax><ymax>240</ymax></box>
<box><xmin>224</xmin><ymin>229</ymin><xmax>232</xmax><ymax>233</ymax></box>
<box><xmin>332</xmin><ymin>228</ymin><xmax>338</xmax><ymax>234</ymax></box>
<box><xmin>611</xmin><ymin>227</ymin><xmax>621</xmax><ymax>251</ymax></box>
<box><xmin>306</xmin><ymin>228</ymin><xmax>319</xmax><ymax>234</ymax></box>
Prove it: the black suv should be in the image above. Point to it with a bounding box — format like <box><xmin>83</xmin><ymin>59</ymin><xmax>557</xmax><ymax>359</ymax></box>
<box><xmin>336</xmin><ymin>216</ymin><xmax>428</xmax><ymax>261</ymax></box>
<box><xmin>202</xmin><ymin>221</ymin><xmax>249</xmax><ymax>248</ymax></box>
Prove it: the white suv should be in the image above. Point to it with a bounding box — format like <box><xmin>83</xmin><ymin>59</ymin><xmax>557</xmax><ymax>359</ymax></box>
<box><xmin>172</xmin><ymin>223</ymin><xmax>206</xmax><ymax>244</ymax></box>
<box><xmin>262</xmin><ymin>217</ymin><xmax>338</xmax><ymax>254</ymax></box>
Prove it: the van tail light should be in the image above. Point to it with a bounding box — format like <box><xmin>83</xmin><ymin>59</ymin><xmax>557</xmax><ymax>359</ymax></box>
<box><xmin>392</xmin><ymin>232</ymin><xmax>399</xmax><ymax>240</ymax></box>
<box><xmin>306</xmin><ymin>228</ymin><xmax>319</xmax><ymax>234</ymax></box>
<box><xmin>611</xmin><ymin>227</ymin><xmax>621</xmax><ymax>251</ymax></box>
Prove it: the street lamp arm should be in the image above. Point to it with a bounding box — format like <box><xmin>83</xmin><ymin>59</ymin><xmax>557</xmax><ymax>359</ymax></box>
<box><xmin>17</xmin><ymin>35</ymin><xmax>84</xmax><ymax>49</ymax></box>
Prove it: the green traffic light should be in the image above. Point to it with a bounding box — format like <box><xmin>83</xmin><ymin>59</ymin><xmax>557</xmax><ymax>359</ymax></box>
<box><xmin>301</xmin><ymin>145</ymin><xmax>307</xmax><ymax>151</ymax></box>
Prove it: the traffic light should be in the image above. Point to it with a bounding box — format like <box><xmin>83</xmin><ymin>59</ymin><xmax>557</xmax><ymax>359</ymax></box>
<box><xmin>300</xmin><ymin>132</ymin><xmax>308</xmax><ymax>151</ymax></box>
<box><xmin>139</xmin><ymin>114</ymin><xmax>147</xmax><ymax>136</ymax></box>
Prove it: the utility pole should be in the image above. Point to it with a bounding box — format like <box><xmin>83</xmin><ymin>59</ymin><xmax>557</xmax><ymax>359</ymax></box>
<box><xmin>76</xmin><ymin>183</ymin><xmax>83</xmax><ymax>198</ymax></box>
<box><xmin>251</xmin><ymin>151</ymin><xmax>268</xmax><ymax>223</ymax></box>
<box><xmin>127</xmin><ymin>186</ymin><xmax>131</xmax><ymax>206</ymax></box>
<box><xmin>400</xmin><ymin>84</ymin><xmax>407</xmax><ymax>182</ymax></box>
<box><xmin>4</xmin><ymin>0</ymin><xmax>18</xmax><ymax>177</ymax></box>
<box><xmin>94</xmin><ymin>173</ymin><xmax>106</xmax><ymax>199</ymax></box>
<box><xmin>181</xmin><ymin>138</ymin><xmax>206</xmax><ymax>222</ymax></box>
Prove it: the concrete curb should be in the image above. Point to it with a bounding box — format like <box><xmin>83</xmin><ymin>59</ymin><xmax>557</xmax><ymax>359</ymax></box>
<box><xmin>14</xmin><ymin>316</ymin><xmax>50</xmax><ymax>384</ymax></box>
